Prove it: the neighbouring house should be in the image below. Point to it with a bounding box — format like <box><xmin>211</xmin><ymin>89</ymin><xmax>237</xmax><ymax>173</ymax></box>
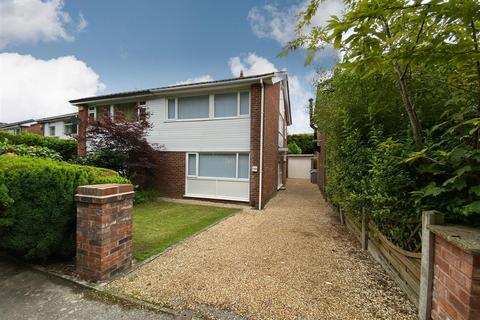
<box><xmin>70</xmin><ymin>72</ymin><xmax>292</xmax><ymax>209</ymax></box>
<box><xmin>0</xmin><ymin>119</ymin><xmax>38</xmax><ymax>135</ymax></box>
<box><xmin>37</xmin><ymin>113</ymin><xmax>79</xmax><ymax>139</ymax></box>
<box><xmin>0</xmin><ymin>112</ymin><xmax>79</xmax><ymax>140</ymax></box>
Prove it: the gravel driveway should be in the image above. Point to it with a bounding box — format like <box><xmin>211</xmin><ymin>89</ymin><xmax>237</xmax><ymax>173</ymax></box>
<box><xmin>110</xmin><ymin>179</ymin><xmax>417</xmax><ymax>320</ymax></box>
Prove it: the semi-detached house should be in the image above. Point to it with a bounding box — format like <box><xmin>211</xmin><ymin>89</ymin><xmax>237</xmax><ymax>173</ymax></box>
<box><xmin>70</xmin><ymin>72</ymin><xmax>292</xmax><ymax>209</ymax></box>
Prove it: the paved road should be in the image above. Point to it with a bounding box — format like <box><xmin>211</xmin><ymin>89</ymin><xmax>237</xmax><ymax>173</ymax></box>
<box><xmin>0</xmin><ymin>259</ymin><xmax>173</xmax><ymax>320</ymax></box>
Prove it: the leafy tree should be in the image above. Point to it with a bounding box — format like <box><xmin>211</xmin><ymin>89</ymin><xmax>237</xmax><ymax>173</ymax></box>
<box><xmin>288</xmin><ymin>134</ymin><xmax>315</xmax><ymax>154</ymax></box>
<box><xmin>283</xmin><ymin>0</ymin><xmax>480</xmax><ymax>246</ymax></box>
<box><xmin>288</xmin><ymin>141</ymin><xmax>302</xmax><ymax>154</ymax></box>
<box><xmin>86</xmin><ymin>110</ymin><xmax>160</xmax><ymax>184</ymax></box>
<box><xmin>287</xmin><ymin>0</ymin><xmax>480</xmax><ymax>149</ymax></box>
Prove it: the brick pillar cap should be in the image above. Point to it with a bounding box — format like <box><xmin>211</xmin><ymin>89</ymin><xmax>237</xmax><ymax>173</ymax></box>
<box><xmin>76</xmin><ymin>184</ymin><xmax>134</xmax><ymax>204</ymax></box>
<box><xmin>77</xmin><ymin>183</ymin><xmax>133</xmax><ymax>196</ymax></box>
<box><xmin>428</xmin><ymin>224</ymin><xmax>480</xmax><ymax>255</ymax></box>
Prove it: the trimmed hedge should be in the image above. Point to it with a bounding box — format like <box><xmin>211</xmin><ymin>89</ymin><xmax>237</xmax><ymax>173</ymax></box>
<box><xmin>0</xmin><ymin>131</ymin><xmax>77</xmax><ymax>160</ymax></box>
<box><xmin>0</xmin><ymin>156</ymin><xmax>129</xmax><ymax>259</ymax></box>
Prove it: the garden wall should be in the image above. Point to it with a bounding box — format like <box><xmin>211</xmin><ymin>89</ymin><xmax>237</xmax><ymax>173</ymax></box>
<box><xmin>339</xmin><ymin>208</ymin><xmax>480</xmax><ymax>319</ymax></box>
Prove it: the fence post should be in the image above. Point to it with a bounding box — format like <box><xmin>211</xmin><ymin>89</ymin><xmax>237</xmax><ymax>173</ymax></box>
<box><xmin>339</xmin><ymin>207</ymin><xmax>345</xmax><ymax>225</ymax></box>
<box><xmin>418</xmin><ymin>210</ymin><xmax>444</xmax><ymax>320</ymax></box>
<box><xmin>361</xmin><ymin>208</ymin><xmax>369</xmax><ymax>250</ymax></box>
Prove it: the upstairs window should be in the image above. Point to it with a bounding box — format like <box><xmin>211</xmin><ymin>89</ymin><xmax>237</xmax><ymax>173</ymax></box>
<box><xmin>214</xmin><ymin>93</ymin><xmax>237</xmax><ymax>118</ymax></box>
<box><xmin>96</xmin><ymin>105</ymin><xmax>111</xmax><ymax>119</ymax></box>
<box><xmin>64</xmin><ymin>123</ymin><xmax>77</xmax><ymax>135</ymax></box>
<box><xmin>239</xmin><ymin>92</ymin><xmax>249</xmax><ymax>115</ymax></box>
<box><xmin>167</xmin><ymin>91</ymin><xmax>250</xmax><ymax>121</ymax></box>
<box><xmin>114</xmin><ymin>103</ymin><xmax>137</xmax><ymax>121</ymax></box>
<box><xmin>178</xmin><ymin>95</ymin><xmax>209</xmax><ymax>119</ymax></box>
<box><xmin>167</xmin><ymin>99</ymin><xmax>176</xmax><ymax>119</ymax></box>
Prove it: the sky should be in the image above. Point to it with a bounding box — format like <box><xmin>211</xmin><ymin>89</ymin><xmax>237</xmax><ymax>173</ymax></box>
<box><xmin>0</xmin><ymin>0</ymin><xmax>343</xmax><ymax>133</ymax></box>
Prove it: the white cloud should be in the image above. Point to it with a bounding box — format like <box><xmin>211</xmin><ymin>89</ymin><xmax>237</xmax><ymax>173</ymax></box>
<box><xmin>174</xmin><ymin>74</ymin><xmax>214</xmax><ymax>85</ymax></box>
<box><xmin>228</xmin><ymin>52</ymin><xmax>313</xmax><ymax>133</ymax></box>
<box><xmin>0</xmin><ymin>0</ymin><xmax>83</xmax><ymax>48</ymax></box>
<box><xmin>0</xmin><ymin>53</ymin><xmax>105</xmax><ymax>123</ymax></box>
<box><xmin>228</xmin><ymin>53</ymin><xmax>278</xmax><ymax>77</ymax></box>
<box><xmin>77</xmin><ymin>13</ymin><xmax>87</xmax><ymax>32</ymax></box>
<box><xmin>248</xmin><ymin>0</ymin><xmax>343</xmax><ymax>47</ymax></box>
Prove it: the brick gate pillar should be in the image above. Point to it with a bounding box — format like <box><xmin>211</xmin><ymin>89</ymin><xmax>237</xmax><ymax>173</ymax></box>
<box><xmin>75</xmin><ymin>183</ymin><xmax>134</xmax><ymax>281</ymax></box>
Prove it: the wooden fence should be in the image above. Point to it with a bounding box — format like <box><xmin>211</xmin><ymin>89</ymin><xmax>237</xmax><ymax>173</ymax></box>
<box><xmin>342</xmin><ymin>209</ymin><xmax>421</xmax><ymax>306</ymax></box>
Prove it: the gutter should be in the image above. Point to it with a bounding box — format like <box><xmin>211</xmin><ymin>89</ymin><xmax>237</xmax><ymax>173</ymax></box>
<box><xmin>258</xmin><ymin>78</ymin><xmax>265</xmax><ymax>210</ymax></box>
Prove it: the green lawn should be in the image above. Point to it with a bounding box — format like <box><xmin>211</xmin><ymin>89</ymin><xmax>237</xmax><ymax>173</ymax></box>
<box><xmin>132</xmin><ymin>201</ymin><xmax>239</xmax><ymax>261</ymax></box>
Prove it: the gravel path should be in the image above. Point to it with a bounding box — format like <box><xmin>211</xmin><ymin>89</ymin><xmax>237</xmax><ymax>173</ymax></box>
<box><xmin>110</xmin><ymin>179</ymin><xmax>417</xmax><ymax>320</ymax></box>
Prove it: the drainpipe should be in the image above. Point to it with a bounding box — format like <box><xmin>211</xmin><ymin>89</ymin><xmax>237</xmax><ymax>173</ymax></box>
<box><xmin>258</xmin><ymin>79</ymin><xmax>265</xmax><ymax>210</ymax></box>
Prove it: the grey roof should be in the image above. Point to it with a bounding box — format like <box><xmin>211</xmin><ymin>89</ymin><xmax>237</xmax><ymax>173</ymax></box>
<box><xmin>69</xmin><ymin>72</ymin><xmax>279</xmax><ymax>104</ymax></box>
<box><xmin>0</xmin><ymin>119</ymin><xmax>36</xmax><ymax>129</ymax></box>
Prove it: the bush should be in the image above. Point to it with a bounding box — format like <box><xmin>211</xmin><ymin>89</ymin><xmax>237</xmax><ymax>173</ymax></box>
<box><xmin>288</xmin><ymin>134</ymin><xmax>315</xmax><ymax>154</ymax></box>
<box><xmin>0</xmin><ymin>132</ymin><xmax>77</xmax><ymax>160</ymax></box>
<box><xmin>133</xmin><ymin>190</ymin><xmax>160</xmax><ymax>205</ymax></box>
<box><xmin>288</xmin><ymin>141</ymin><xmax>302</xmax><ymax>154</ymax></box>
<box><xmin>0</xmin><ymin>140</ymin><xmax>62</xmax><ymax>161</ymax></box>
<box><xmin>0</xmin><ymin>156</ymin><xmax>129</xmax><ymax>259</ymax></box>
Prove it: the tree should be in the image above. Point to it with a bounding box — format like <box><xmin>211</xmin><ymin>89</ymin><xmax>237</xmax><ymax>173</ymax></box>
<box><xmin>288</xmin><ymin>141</ymin><xmax>302</xmax><ymax>154</ymax></box>
<box><xmin>285</xmin><ymin>0</ymin><xmax>480</xmax><ymax>149</ymax></box>
<box><xmin>288</xmin><ymin>134</ymin><xmax>315</xmax><ymax>154</ymax></box>
<box><xmin>86</xmin><ymin>110</ymin><xmax>160</xmax><ymax>184</ymax></box>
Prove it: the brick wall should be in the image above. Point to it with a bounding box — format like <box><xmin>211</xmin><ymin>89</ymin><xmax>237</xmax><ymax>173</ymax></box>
<box><xmin>24</xmin><ymin>123</ymin><xmax>43</xmax><ymax>135</ymax></box>
<box><xmin>249</xmin><ymin>84</ymin><xmax>261</xmax><ymax>208</ymax></box>
<box><xmin>432</xmin><ymin>236</ymin><xmax>480</xmax><ymax>320</ymax></box>
<box><xmin>75</xmin><ymin>184</ymin><xmax>134</xmax><ymax>281</ymax></box>
<box><xmin>262</xmin><ymin>82</ymin><xmax>281</xmax><ymax>207</ymax></box>
<box><xmin>77</xmin><ymin>105</ymin><xmax>88</xmax><ymax>157</ymax></box>
<box><xmin>151</xmin><ymin>151</ymin><xmax>185</xmax><ymax>198</ymax></box>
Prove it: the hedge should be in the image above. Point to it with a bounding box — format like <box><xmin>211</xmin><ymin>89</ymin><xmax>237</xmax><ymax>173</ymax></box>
<box><xmin>0</xmin><ymin>141</ymin><xmax>62</xmax><ymax>161</ymax></box>
<box><xmin>0</xmin><ymin>156</ymin><xmax>129</xmax><ymax>259</ymax></box>
<box><xmin>0</xmin><ymin>131</ymin><xmax>77</xmax><ymax>160</ymax></box>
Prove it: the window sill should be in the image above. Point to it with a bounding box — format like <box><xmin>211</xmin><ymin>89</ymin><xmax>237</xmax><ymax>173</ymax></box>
<box><xmin>186</xmin><ymin>176</ymin><xmax>249</xmax><ymax>182</ymax></box>
<box><xmin>164</xmin><ymin>115</ymin><xmax>249</xmax><ymax>123</ymax></box>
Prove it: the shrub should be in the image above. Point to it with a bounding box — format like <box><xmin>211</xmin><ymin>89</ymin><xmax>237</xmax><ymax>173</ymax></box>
<box><xmin>288</xmin><ymin>141</ymin><xmax>302</xmax><ymax>154</ymax></box>
<box><xmin>0</xmin><ymin>156</ymin><xmax>129</xmax><ymax>260</ymax></box>
<box><xmin>0</xmin><ymin>131</ymin><xmax>77</xmax><ymax>160</ymax></box>
<box><xmin>86</xmin><ymin>111</ymin><xmax>159</xmax><ymax>184</ymax></box>
<box><xmin>133</xmin><ymin>190</ymin><xmax>160</xmax><ymax>205</ymax></box>
<box><xmin>0</xmin><ymin>140</ymin><xmax>62</xmax><ymax>161</ymax></box>
<box><xmin>288</xmin><ymin>134</ymin><xmax>315</xmax><ymax>154</ymax></box>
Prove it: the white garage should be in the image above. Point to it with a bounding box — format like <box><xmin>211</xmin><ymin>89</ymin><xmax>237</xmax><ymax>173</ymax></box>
<box><xmin>287</xmin><ymin>154</ymin><xmax>313</xmax><ymax>179</ymax></box>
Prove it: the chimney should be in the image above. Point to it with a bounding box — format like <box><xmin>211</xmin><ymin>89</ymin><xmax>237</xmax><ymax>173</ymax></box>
<box><xmin>239</xmin><ymin>70</ymin><xmax>244</xmax><ymax>78</ymax></box>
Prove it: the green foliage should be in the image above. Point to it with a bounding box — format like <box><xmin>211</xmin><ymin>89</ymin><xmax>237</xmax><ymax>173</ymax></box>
<box><xmin>288</xmin><ymin>141</ymin><xmax>302</xmax><ymax>154</ymax></box>
<box><xmin>288</xmin><ymin>134</ymin><xmax>315</xmax><ymax>154</ymax></box>
<box><xmin>80</xmin><ymin>148</ymin><xmax>129</xmax><ymax>174</ymax></box>
<box><xmin>287</xmin><ymin>0</ymin><xmax>480</xmax><ymax>248</ymax></box>
<box><xmin>0</xmin><ymin>131</ymin><xmax>77</xmax><ymax>160</ymax></box>
<box><xmin>0</xmin><ymin>156</ymin><xmax>128</xmax><ymax>260</ymax></box>
<box><xmin>134</xmin><ymin>190</ymin><xmax>160</xmax><ymax>205</ymax></box>
<box><xmin>405</xmin><ymin>117</ymin><xmax>480</xmax><ymax>223</ymax></box>
<box><xmin>0</xmin><ymin>140</ymin><xmax>62</xmax><ymax>161</ymax></box>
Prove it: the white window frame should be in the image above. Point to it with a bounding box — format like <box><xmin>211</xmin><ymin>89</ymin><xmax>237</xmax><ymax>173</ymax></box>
<box><xmin>64</xmin><ymin>122</ymin><xmax>78</xmax><ymax>135</ymax></box>
<box><xmin>48</xmin><ymin>125</ymin><xmax>56</xmax><ymax>137</ymax></box>
<box><xmin>185</xmin><ymin>152</ymin><xmax>250</xmax><ymax>181</ymax></box>
<box><xmin>88</xmin><ymin>106</ymin><xmax>96</xmax><ymax>120</ymax></box>
<box><xmin>166</xmin><ymin>91</ymin><xmax>250</xmax><ymax>122</ymax></box>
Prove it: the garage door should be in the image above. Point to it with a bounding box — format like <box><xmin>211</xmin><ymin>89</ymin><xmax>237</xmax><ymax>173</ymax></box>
<box><xmin>287</xmin><ymin>155</ymin><xmax>312</xmax><ymax>179</ymax></box>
